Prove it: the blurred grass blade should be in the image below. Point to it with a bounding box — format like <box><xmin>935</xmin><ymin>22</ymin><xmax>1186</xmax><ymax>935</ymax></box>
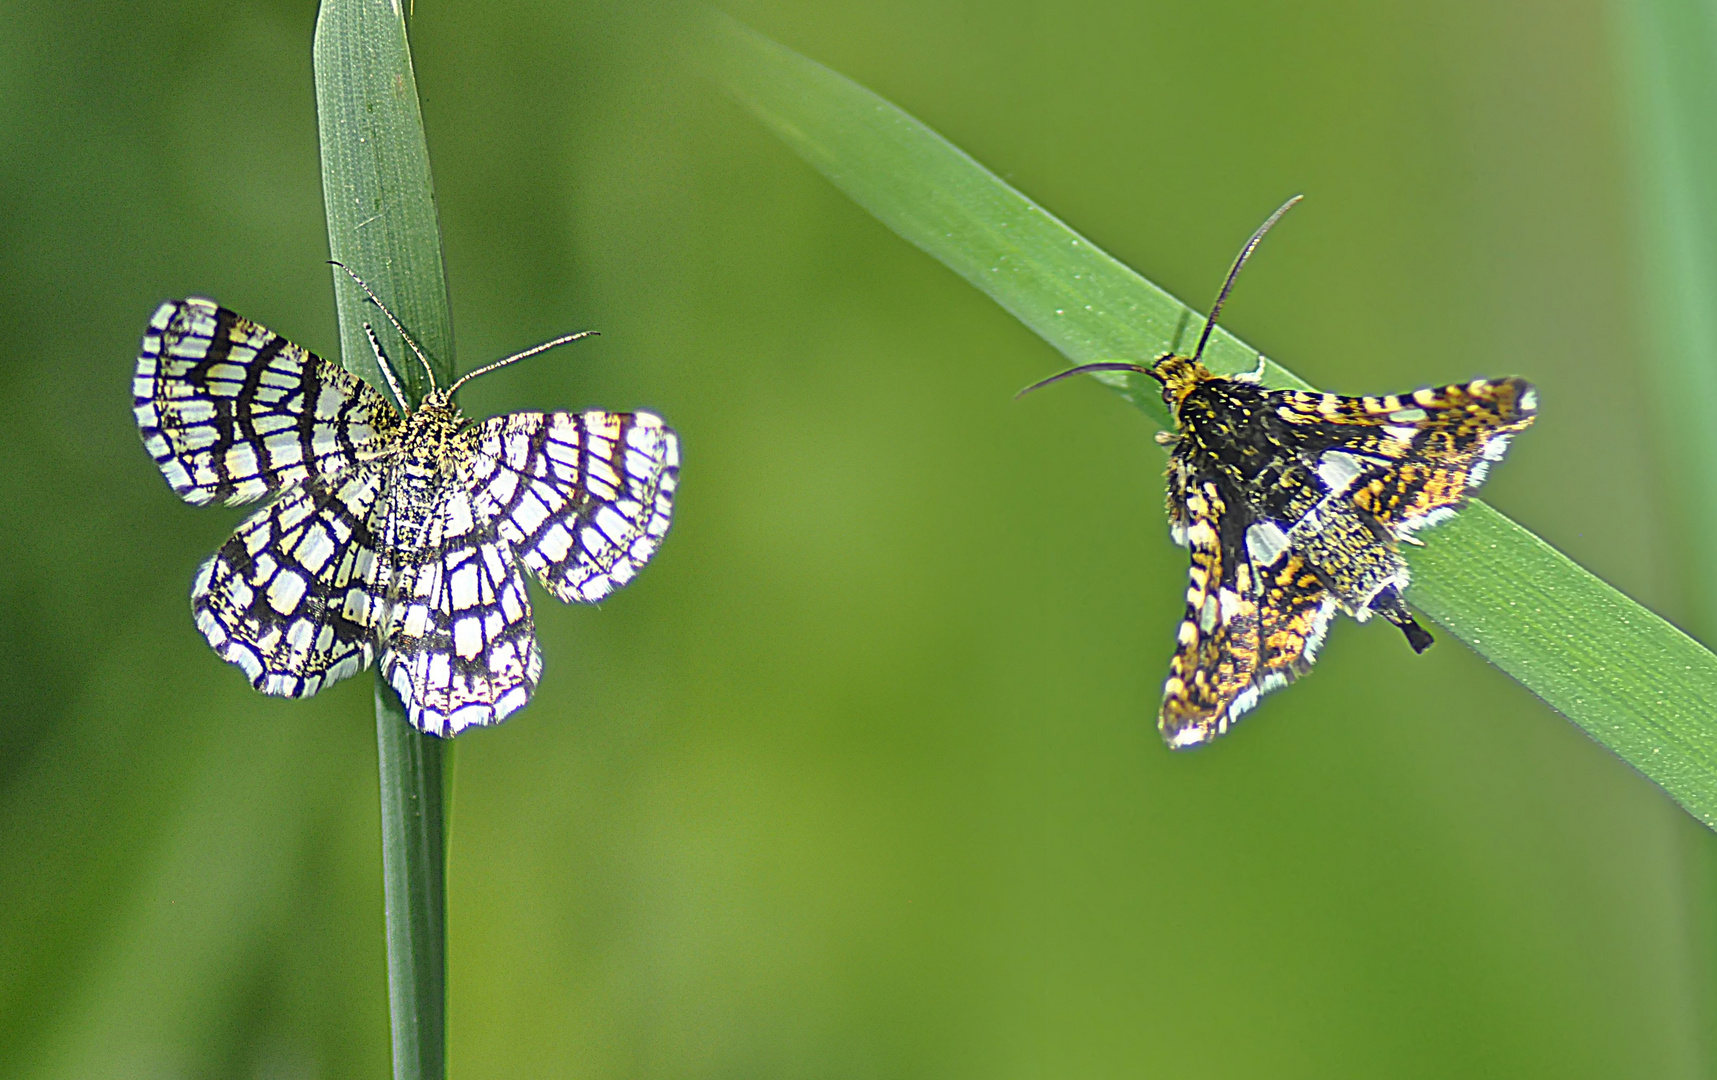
<box><xmin>314</xmin><ymin>2</ymin><xmax>452</xmax><ymax>1079</ymax></box>
<box><xmin>707</xmin><ymin>14</ymin><xmax>1717</xmax><ymax>828</ymax></box>
<box><xmin>1617</xmin><ymin>0</ymin><xmax>1717</xmax><ymax>1054</ymax></box>
<box><xmin>1619</xmin><ymin>1</ymin><xmax>1717</xmax><ymax>634</ymax></box>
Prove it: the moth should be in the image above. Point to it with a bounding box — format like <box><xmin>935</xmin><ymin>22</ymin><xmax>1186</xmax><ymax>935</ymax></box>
<box><xmin>1020</xmin><ymin>197</ymin><xmax>1535</xmax><ymax>747</ymax></box>
<box><xmin>134</xmin><ymin>269</ymin><xmax>679</xmax><ymax>736</ymax></box>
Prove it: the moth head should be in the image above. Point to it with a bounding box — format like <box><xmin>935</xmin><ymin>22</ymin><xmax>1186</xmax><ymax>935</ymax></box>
<box><xmin>1146</xmin><ymin>353</ymin><xmax>1214</xmax><ymax>409</ymax></box>
<box><xmin>415</xmin><ymin>388</ymin><xmax>458</xmax><ymax>417</ymax></box>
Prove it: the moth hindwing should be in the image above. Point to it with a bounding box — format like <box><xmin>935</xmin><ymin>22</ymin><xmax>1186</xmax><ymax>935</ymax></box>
<box><xmin>135</xmin><ymin>296</ymin><xmax>680</xmax><ymax>736</ymax></box>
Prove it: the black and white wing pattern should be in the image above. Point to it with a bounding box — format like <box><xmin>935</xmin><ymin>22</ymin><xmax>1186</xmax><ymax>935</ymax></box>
<box><xmin>136</xmin><ymin>298</ymin><xmax>680</xmax><ymax>736</ymax></box>
<box><xmin>366</xmin><ymin>479</ymin><xmax>541</xmax><ymax>737</ymax></box>
<box><xmin>368</xmin><ymin>410</ymin><xmax>679</xmax><ymax>735</ymax></box>
<box><xmin>192</xmin><ymin>469</ymin><xmax>387</xmax><ymax>698</ymax></box>
<box><xmin>467</xmin><ymin>411</ymin><xmax>680</xmax><ymax>604</ymax></box>
<box><xmin>141</xmin><ymin>297</ymin><xmax>399</xmax><ymax>700</ymax></box>
<box><xmin>134</xmin><ymin>298</ymin><xmax>399</xmax><ymax>506</ymax></box>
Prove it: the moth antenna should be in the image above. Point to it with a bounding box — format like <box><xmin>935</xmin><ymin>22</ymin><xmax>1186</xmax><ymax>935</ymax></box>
<box><xmin>329</xmin><ymin>261</ymin><xmax>442</xmax><ymax>394</ymax></box>
<box><xmin>1190</xmin><ymin>194</ymin><xmax>1302</xmax><ymax>366</ymax></box>
<box><xmin>1015</xmin><ymin>361</ymin><xmax>1153</xmax><ymax>399</ymax></box>
<box><xmin>446</xmin><ymin>331</ymin><xmax>601</xmax><ymax>398</ymax></box>
<box><xmin>1016</xmin><ymin>197</ymin><xmax>1302</xmax><ymax>400</ymax></box>
<box><xmin>361</xmin><ymin>321</ymin><xmax>410</xmax><ymax>414</ymax></box>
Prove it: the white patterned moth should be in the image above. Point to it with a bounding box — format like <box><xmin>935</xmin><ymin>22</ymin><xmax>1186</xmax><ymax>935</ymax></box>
<box><xmin>134</xmin><ymin>288</ymin><xmax>678</xmax><ymax>735</ymax></box>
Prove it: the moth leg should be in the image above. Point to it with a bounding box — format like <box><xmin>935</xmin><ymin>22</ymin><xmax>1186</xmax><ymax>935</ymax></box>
<box><xmin>1164</xmin><ymin>455</ymin><xmax>1190</xmax><ymax>546</ymax></box>
<box><xmin>1230</xmin><ymin>353</ymin><xmax>1268</xmax><ymax>385</ymax></box>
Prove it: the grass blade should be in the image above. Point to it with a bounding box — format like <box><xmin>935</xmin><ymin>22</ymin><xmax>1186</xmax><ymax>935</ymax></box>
<box><xmin>315</xmin><ymin>0</ymin><xmax>454</xmax><ymax>406</ymax></box>
<box><xmin>314</xmin><ymin>3</ymin><xmax>452</xmax><ymax>1078</ymax></box>
<box><xmin>707</xmin><ymin>14</ymin><xmax>1717</xmax><ymax>827</ymax></box>
<box><xmin>371</xmin><ymin>680</ymin><xmax>448</xmax><ymax>1080</ymax></box>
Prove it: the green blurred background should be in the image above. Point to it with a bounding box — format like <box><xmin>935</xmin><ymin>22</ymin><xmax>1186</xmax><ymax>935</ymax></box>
<box><xmin>1</xmin><ymin>0</ymin><xmax>1711</xmax><ymax>1076</ymax></box>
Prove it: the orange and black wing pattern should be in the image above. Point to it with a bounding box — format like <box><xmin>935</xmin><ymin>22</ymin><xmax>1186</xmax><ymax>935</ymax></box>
<box><xmin>1154</xmin><ymin>354</ymin><xmax>1535</xmax><ymax>746</ymax></box>
<box><xmin>1158</xmin><ymin>473</ymin><xmax>1261</xmax><ymax>746</ymax></box>
<box><xmin>1271</xmin><ymin>377</ymin><xmax>1537</xmax><ymax>537</ymax></box>
<box><xmin>1157</xmin><ymin>473</ymin><xmax>1340</xmax><ymax>747</ymax></box>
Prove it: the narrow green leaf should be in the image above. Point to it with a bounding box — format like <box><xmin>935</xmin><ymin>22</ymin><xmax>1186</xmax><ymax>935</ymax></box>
<box><xmin>707</xmin><ymin>14</ymin><xmax>1717</xmax><ymax>828</ymax></box>
<box><xmin>313</xmin><ymin>3</ymin><xmax>451</xmax><ymax>1079</ymax></box>
<box><xmin>315</xmin><ymin>0</ymin><xmax>454</xmax><ymax>410</ymax></box>
<box><xmin>372</xmin><ymin>681</ymin><xmax>449</xmax><ymax>1080</ymax></box>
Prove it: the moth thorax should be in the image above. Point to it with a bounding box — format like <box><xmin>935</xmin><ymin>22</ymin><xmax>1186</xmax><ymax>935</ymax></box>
<box><xmin>401</xmin><ymin>399</ymin><xmax>466</xmax><ymax>469</ymax></box>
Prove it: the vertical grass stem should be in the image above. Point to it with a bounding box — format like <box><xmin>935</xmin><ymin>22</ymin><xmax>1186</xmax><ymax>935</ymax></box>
<box><xmin>313</xmin><ymin>1</ymin><xmax>455</xmax><ymax>1077</ymax></box>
